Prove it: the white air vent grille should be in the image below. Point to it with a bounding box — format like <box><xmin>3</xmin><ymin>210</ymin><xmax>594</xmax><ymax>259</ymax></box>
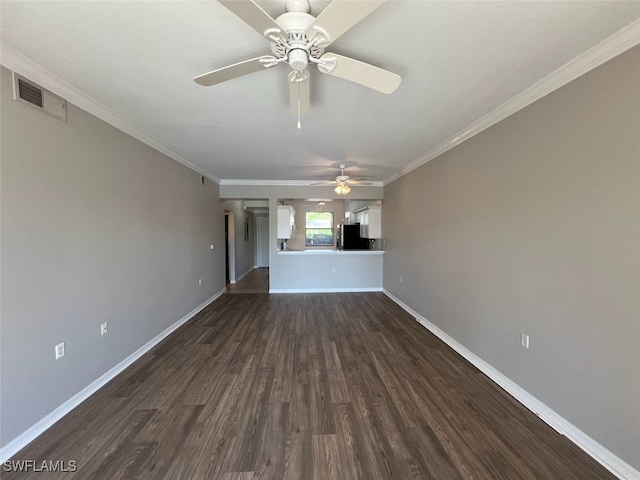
<box><xmin>13</xmin><ymin>73</ymin><xmax>67</xmax><ymax>122</ymax></box>
<box><xmin>18</xmin><ymin>78</ymin><xmax>43</xmax><ymax>107</ymax></box>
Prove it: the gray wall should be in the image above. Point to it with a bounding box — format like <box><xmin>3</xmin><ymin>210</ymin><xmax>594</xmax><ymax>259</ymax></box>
<box><xmin>0</xmin><ymin>66</ymin><xmax>226</xmax><ymax>447</ymax></box>
<box><xmin>218</xmin><ymin>183</ymin><xmax>384</xmax><ymax>200</ymax></box>
<box><xmin>383</xmin><ymin>46</ymin><xmax>640</xmax><ymax>469</ymax></box>
<box><xmin>222</xmin><ymin>200</ymin><xmax>255</xmax><ymax>280</ymax></box>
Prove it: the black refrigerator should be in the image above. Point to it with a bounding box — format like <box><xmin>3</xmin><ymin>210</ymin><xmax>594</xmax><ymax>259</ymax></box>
<box><xmin>338</xmin><ymin>224</ymin><xmax>369</xmax><ymax>250</ymax></box>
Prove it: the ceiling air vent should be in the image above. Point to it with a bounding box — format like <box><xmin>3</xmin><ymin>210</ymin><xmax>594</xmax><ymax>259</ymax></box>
<box><xmin>13</xmin><ymin>73</ymin><xmax>67</xmax><ymax>122</ymax></box>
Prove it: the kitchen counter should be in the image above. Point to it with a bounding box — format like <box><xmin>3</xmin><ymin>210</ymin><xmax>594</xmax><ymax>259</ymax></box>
<box><xmin>271</xmin><ymin>249</ymin><xmax>384</xmax><ymax>292</ymax></box>
<box><xmin>277</xmin><ymin>249</ymin><xmax>384</xmax><ymax>256</ymax></box>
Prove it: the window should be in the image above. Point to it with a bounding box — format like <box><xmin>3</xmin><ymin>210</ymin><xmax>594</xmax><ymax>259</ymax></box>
<box><xmin>305</xmin><ymin>212</ymin><xmax>334</xmax><ymax>246</ymax></box>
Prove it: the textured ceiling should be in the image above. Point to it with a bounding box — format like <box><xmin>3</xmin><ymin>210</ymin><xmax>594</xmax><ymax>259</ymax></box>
<box><xmin>1</xmin><ymin>1</ymin><xmax>639</xmax><ymax>184</ymax></box>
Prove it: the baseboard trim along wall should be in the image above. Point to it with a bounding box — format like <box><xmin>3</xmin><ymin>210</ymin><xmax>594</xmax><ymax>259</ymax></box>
<box><xmin>269</xmin><ymin>287</ymin><xmax>384</xmax><ymax>294</ymax></box>
<box><xmin>235</xmin><ymin>266</ymin><xmax>255</xmax><ymax>283</ymax></box>
<box><xmin>383</xmin><ymin>289</ymin><xmax>640</xmax><ymax>480</ymax></box>
<box><xmin>0</xmin><ymin>288</ymin><xmax>226</xmax><ymax>463</ymax></box>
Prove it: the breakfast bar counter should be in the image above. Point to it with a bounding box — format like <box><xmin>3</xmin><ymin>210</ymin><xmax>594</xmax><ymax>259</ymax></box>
<box><xmin>276</xmin><ymin>249</ymin><xmax>384</xmax><ymax>255</ymax></box>
<box><xmin>270</xmin><ymin>250</ymin><xmax>384</xmax><ymax>292</ymax></box>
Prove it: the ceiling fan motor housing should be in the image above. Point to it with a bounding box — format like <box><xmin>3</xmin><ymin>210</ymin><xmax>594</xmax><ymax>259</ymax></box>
<box><xmin>272</xmin><ymin>12</ymin><xmax>324</xmax><ymax>72</ymax></box>
<box><xmin>285</xmin><ymin>0</ymin><xmax>310</xmax><ymax>14</ymax></box>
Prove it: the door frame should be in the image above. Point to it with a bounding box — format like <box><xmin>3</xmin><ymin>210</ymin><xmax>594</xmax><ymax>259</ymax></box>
<box><xmin>225</xmin><ymin>211</ymin><xmax>236</xmax><ymax>284</ymax></box>
<box><xmin>255</xmin><ymin>215</ymin><xmax>269</xmax><ymax>268</ymax></box>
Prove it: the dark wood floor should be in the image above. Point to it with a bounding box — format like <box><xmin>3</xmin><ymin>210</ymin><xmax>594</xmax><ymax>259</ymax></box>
<box><xmin>226</xmin><ymin>268</ymin><xmax>269</xmax><ymax>294</ymax></box>
<box><xmin>5</xmin><ymin>292</ymin><xmax>615</xmax><ymax>479</ymax></box>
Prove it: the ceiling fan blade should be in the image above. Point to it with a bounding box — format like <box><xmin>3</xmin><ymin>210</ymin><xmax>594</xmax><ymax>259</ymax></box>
<box><xmin>318</xmin><ymin>53</ymin><xmax>401</xmax><ymax>94</ymax></box>
<box><xmin>289</xmin><ymin>71</ymin><xmax>310</xmax><ymax>117</ymax></box>
<box><xmin>194</xmin><ymin>56</ymin><xmax>276</xmax><ymax>86</ymax></box>
<box><xmin>219</xmin><ymin>0</ymin><xmax>281</xmax><ymax>38</ymax></box>
<box><xmin>348</xmin><ymin>181</ymin><xmax>374</xmax><ymax>185</ymax></box>
<box><xmin>306</xmin><ymin>0</ymin><xmax>386</xmax><ymax>47</ymax></box>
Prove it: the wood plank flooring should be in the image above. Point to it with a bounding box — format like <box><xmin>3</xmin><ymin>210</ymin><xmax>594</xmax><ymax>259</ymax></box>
<box><xmin>226</xmin><ymin>268</ymin><xmax>269</xmax><ymax>294</ymax></box>
<box><xmin>4</xmin><ymin>292</ymin><xmax>616</xmax><ymax>479</ymax></box>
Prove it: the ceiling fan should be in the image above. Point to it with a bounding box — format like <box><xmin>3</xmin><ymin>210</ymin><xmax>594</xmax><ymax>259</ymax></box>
<box><xmin>314</xmin><ymin>164</ymin><xmax>373</xmax><ymax>194</ymax></box>
<box><xmin>194</xmin><ymin>0</ymin><xmax>401</xmax><ymax>127</ymax></box>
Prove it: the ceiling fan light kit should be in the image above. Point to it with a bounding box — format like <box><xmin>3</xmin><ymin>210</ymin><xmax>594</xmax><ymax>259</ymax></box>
<box><xmin>334</xmin><ymin>183</ymin><xmax>351</xmax><ymax>195</ymax></box>
<box><xmin>313</xmin><ymin>164</ymin><xmax>370</xmax><ymax>194</ymax></box>
<box><xmin>194</xmin><ymin>0</ymin><xmax>401</xmax><ymax>127</ymax></box>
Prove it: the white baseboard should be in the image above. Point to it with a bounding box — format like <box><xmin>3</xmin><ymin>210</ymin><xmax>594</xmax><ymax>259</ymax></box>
<box><xmin>235</xmin><ymin>267</ymin><xmax>255</xmax><ymax>283</ymax></box>
<box><xmin>383</xmin><ymin>289</ymin><xmax>640</xmax><ymax>480</ymax></box>
<box><xmin>269</xmin><ymin>287</ymin><xmax>383</xmax><ymax>293</ymax></box>
<box><xmin>0</xmin><ymin>288</ymin><xmax>225</xmax><ymax>463</ymax></box>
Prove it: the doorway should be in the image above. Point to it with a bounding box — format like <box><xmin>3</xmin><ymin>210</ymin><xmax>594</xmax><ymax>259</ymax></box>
<box><xmin>256</xmin><ymin>216</ymin><xmax>269</xmax><ymax>268</ymax></box>
<box><xmin>225</xmin><ymin>211</ymin><xmax>236</xmax><ymax>284</ymax></box>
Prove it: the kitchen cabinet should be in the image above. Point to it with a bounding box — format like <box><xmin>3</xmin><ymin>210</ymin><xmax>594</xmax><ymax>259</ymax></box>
<box><xmin>358</xmin><ymin>211</ymin><xmax>368</xmax><ymax>237</ymax></box>
<box><xmin>353</xmin><ymin>206</ymin><xmax>381</xmax><ymax>238</ymax></box>
<box><xmin>277</xmin><ymin>206</ymin><xmax>296</xmax><ymax>239</ymax></box>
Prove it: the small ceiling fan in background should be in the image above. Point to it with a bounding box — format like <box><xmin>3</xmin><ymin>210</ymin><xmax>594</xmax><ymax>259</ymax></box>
<box><xmin>314</xmin><ymin>164</ymin><xmax>373</xmax><ymax>194</ymax></box>
<box><xmin>194</xmin><ymin>0</ymin><xmax>401</xmax><ymax>128</ymax></box>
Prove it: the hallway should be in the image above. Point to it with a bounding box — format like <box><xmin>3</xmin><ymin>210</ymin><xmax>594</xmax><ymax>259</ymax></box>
<box><xmin>226</xmin><ymin>267</ymin><xmax>269</xmax><ymax>294</ymax></box>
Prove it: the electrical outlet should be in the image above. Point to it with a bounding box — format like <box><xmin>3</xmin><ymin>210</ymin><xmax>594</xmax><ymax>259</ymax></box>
<box><xmin>400</xmin><ymin>276</ymin><xmax>403</xmax><ymax>283</ymax></box>
<box><xmin>331</xmin><ymin>267</ymin><xmax>337</xmax><ymax>274</ymax></box>
<box><xmin>101</xmin><ymin>322</ymin><xmax>108</xmax><ymax>336</ymax></box>
<box><xmin>55</xmin><ymin>342</ymin><xmax>65</xmax><ymax>359</ymax></box>
<box><xmin>198</xmin><ymin>278</ymin><xmax>202</xmax><ymax>286</ymax></box>
<box><xmin>210</xmin><ymin>244</ymin><xmax>214</xmax><ymax>250</ymax></box>
<box><xmin>521</xmin><ymin>333</ymin><xmax>530</xmax><ymax>349</ymax></box>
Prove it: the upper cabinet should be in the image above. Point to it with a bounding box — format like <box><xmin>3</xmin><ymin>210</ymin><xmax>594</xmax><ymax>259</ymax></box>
<box><xmin>277</xmin><ymin>206</ymin><xmax>296</xmax><ymax>239</ymax></box>
<box><xmin>353</xmin><ymin>206</ymin><xmax>381</xmax><ymax>239</ymax></box>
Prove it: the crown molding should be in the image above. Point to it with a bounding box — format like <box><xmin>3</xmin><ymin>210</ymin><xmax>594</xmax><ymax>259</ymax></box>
<box><xmin>384</xmin><ymin>18</ymin><xmax>640</xmax><ymax>185</ymax></box>
<box><xmin>0</xmin><ymin>43</ymin><xmax>221</xmax><ymax>184</ymax></box>
<box><xmin>221</xmin><ymin>179</ymin><xmax>320</xmax><ymax>186</ymax></box>
<box><xmin>219</xmin><ymin>179</ymin><xmax>384</xmax><ymax>187</ymax></box>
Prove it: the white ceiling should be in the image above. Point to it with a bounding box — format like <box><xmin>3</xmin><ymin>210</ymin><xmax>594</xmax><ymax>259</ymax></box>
<box><xmin>2</xmin><ymin>1</ymin><xmax>639</xmax><ymax>184</ymax></box>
